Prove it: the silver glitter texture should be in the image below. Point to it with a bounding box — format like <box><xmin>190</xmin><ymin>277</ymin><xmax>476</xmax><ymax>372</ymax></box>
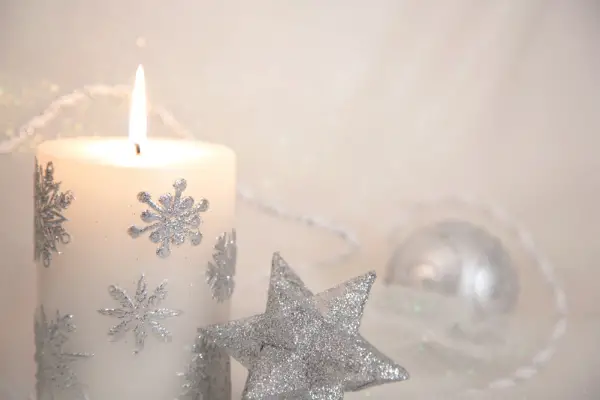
<box><xmin>34</xmin><ymin>158</ymin><xmax>74</xmax><ymax>268</ymax></box>
<box><xmin>34</xmin><ymin>306</ymin><xmax>93</xmax><ymax>400</ymax></box>
<box><xmin>97</xmin><ymin>274</ymin><xmax>182</xmax><ymax>354</ymax></box>
<box><xmin>206</xmin><ymin>230</ymin><xmax>237</xmax><ymax>302</ymax></box>
<box><xmin>177</xmin><ymin>329</ymin><xmax>232</xmax><ymax>400</ymax></box>
<box><xmin>128</xmin><ymin>178</ymin><xmax>209</xmax><ymax>258</ymax></box>
<box><xmin>204</xmin><ymin>252</ymin><xmax>409</xmax><ymax>399</ymax></box>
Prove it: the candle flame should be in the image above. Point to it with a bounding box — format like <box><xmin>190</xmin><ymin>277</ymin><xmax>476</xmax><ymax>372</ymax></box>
<box><xmin>129</xmin><ymin>64</ymin><xmax>147</xmax><ymax>154</ymax></box>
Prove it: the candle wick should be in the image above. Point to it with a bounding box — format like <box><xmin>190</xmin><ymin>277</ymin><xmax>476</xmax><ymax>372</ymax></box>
<box><xmin>135</xmin><ymin>143</ymin><xmax>141</xmax><ymax>155</ymax></box>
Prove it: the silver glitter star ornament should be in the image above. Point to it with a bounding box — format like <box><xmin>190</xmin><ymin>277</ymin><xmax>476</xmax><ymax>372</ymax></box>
<box><xmin>128</xmin><ymin>178</ymin><xmax>209</xmax><ymax>258</ymax></box>
<box><xmin>34</xmin><ymin>158</ymin><xmax>74</xmax><ymax>267</ymax></box>
<box><xmin>206</xmin><ymin>230</ymin><xmax>237</xmax><ymax>302</ymax></box>
<box><xmin>97</xmin><ymin>274</ymin><xmax>182</xmax><ymax>354</ymax></box>
<box><xmin>204</xmin><ymin>253</ymin><xmax>409</xmax><ymax>399</ymax></box>
<box><xmin>34</xmin><ymin>306</ymin><xmax>93</xmax><ymax>400</ymax></box>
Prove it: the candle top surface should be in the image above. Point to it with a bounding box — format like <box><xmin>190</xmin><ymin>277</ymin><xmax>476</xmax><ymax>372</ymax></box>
<box><xmin>37</xmin><ymin>137</ymin><xmax>234</xmax><ymax>169</ymax></box>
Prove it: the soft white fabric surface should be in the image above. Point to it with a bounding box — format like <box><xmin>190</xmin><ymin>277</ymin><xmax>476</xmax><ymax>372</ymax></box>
<box><xmin>1</xmin><ymin>1</ymin><xmax>600</xmax><ymax>398</ymax></box>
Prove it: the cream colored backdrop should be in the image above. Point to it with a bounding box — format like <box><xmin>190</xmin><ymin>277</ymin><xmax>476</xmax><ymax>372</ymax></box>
<box><xmin>1</xmin><ymin>1</ymin><xmax>599</xmax><ymax>399</ymax></box>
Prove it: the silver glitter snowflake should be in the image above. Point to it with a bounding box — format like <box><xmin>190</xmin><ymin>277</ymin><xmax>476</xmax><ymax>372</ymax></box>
<box><xmin>128</xmin><ymin>178</ymin><xmax>209</xmax><ymax>258</ymax></box>
<box><xmin>34</xmin><ymin>159</ymin><xmax>74</xmax><ymax>268</ymax></box>
<box><xmin>178</xmin><ymin>336</ymin><xmax>209</xmax><ymax>400</ymax></box>
<box><xmin>206</xmin><ymin>230</ymin><xmax>237</xmax><ymax>302</ymax></box>
<box><xmin>34</xmin><ymin>306</ymin><xmax>93</xmax><ymax>400</ymax></box>
<box><xmin>97</xmin><ymin>274</ymin><xmax>182</xmax><ymax>354</ymax></box>
<box><xmin>177</xmin><ymin>329</ymin><xmax>231</xmax><ymax>400</ymax></box>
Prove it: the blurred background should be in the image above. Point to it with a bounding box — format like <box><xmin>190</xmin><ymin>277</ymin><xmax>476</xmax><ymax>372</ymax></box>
<box><xmin>1</xmin><ymin>0</ymin><xmax>599</xmax><ymax>398</ymax></box>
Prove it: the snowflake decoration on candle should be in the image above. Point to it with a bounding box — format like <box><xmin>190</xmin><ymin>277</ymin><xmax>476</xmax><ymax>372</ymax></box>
<box><xmin>177</xmin><ymin>329</ymin><xmax>231</xmax><ymax>400</ymax></box>
<box><xmin>128</xmin><ymin>178</ymin><xmax>209</xmax><ymax>258</ymax></box>
<box><xmin>34</xmin><ymin>306</ymin><xmax>93</xmax><ymax>400</ymax></box>
<box><xmin>97</xmin><ymin>274</ymin><xmax>182</xmax><ymax>354</ymax></box>
<box><xmin>34</xmin><ymin>158</ymin><xmax>74</xmax><ymax>268</ymax></box>
<box><xmin>206</xmin><ymin>230</ymin><xmax>237</xmax><ymax>302</ymax></box>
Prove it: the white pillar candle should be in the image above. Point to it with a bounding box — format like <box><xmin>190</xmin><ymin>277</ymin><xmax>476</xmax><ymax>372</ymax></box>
<box><xmin>34</xmin><ymin>66</ymin><xmax>235</xmax><ymax>400</ymax></box>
